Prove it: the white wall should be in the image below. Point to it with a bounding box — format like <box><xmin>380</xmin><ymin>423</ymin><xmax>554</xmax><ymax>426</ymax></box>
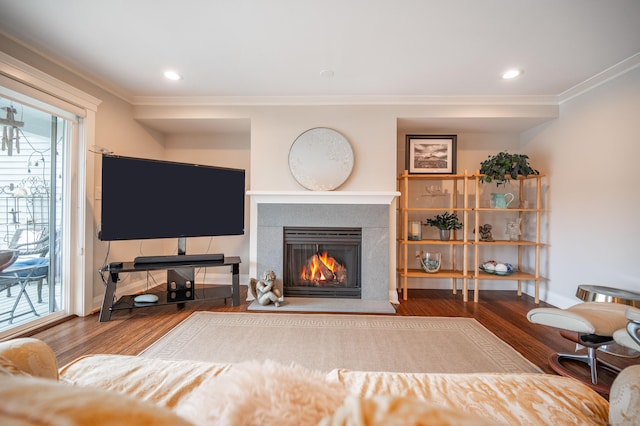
<box><xmin>163</xmin><ymin>133</ymin><xmax>251</xmax><ymax>281</ymax></box>
<box><xmin>250</xmin><ymin>106</ymin><xmax>398</xmax><ymax>191</ymax></box>
<box><xmin>89</xmin><ymin>96</ymin><xmax>169</xmax><ymax>301</ymax></box>
<box><xmin>522</xmin><ymin>66</ymin><xmax>640</xmax><ymax>307</ymax></box>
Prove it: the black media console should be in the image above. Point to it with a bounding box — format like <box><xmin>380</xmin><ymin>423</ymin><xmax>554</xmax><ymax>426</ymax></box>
<box><xmin>98</xmin><ymin>256</ymin><xmax>241</xmax><ymax>322</ymax></box>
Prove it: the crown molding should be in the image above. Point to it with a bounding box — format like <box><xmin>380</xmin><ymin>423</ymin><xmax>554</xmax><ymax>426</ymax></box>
<box><xmin>0</xmin><ymin>51</ymin><xmax>101</xmax><ymax>111</ymax></box>
<box><xmin>1</xmin><ymin>31</ymin><xmax>132</xmax><ymax>104</ymax></box>
<box><xmin>131</xmin><ymin>94</ymin><xmax>560</xmax><ymax>107</ymax></box>
<box><xmin>558</xmin><ymin>52</ymin><xmax>640</xmax><ymax>104</ymax></box>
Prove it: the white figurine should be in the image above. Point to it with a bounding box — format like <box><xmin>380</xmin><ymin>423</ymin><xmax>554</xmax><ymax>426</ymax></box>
<box><xmin>253</xmin><ymin>270</ymin><xmax>284</xmax><ymax>307</ymax></box>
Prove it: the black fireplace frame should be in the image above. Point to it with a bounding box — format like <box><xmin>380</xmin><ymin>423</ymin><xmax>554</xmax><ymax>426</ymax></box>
<box><xmin>283</xmin><ymin>227</ymin><xmax>362</xmax><ymax>298</ymax></box>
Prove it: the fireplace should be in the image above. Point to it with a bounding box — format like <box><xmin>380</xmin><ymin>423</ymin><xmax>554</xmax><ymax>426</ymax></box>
<box><xmin>283</xmin><ymin>227</ymin><xmax>361</xmax><ymax>298</ymax></box>
<box><xmin>249</xmin><ymin>191</ymin><xmax>400</xmax><ymax>304</ymax></box>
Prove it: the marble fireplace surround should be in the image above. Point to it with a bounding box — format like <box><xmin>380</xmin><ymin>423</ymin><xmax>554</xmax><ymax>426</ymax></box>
<box><xmin>248</xmin><ymin>191</ymin><xmax>399</xmax><ymax>303</ymax></box>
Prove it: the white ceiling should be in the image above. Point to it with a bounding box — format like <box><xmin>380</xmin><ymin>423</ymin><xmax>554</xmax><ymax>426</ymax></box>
<box><xmin>1</xmin><ymin>1</ymin><xmax>639</xmax><ymax>134</ymax></box>
<box><xmin>2</xmin><ymin>0</ymin><xmax>639</xmax><ymax>99</ymax></box>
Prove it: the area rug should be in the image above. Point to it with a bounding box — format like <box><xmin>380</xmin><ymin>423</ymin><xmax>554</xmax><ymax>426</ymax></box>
<box><xmin>139</xmin><ymin>312</ymin><xmax>542</xmax><ymax>374</ymax></box>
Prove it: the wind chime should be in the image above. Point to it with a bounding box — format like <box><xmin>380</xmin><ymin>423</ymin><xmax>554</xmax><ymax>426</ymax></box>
<box><xmin>1</xmin><ymin>105</ymin><xmax>24</xmax><ymax>156</ymax></box>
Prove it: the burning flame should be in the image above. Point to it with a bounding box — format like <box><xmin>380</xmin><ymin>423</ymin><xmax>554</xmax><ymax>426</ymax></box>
<box><xmin>300</xmin><ymin>251</ymin><xmax>346</xmax><ymax>283</ymax></box>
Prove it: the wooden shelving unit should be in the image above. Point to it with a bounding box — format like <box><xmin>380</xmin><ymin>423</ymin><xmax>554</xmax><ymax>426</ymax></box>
<box><xmin>397</xmin><ymin>170</ymin><xmax>546</xmax><ymax>303</ymax></box>
<box><xmin>396</xmin><ymin>171</ymin><xmax>471</xmax><ymax>302</ymax></box>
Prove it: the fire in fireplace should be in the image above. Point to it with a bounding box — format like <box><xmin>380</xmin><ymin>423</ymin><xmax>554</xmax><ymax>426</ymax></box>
<box><xmin>284</xmin><ymin>227</ymin><xmax>361</xmax><ymax>298</ymax></box>
<box><xmin>300</xmin><ymin>251</ymin><xmax>347</xmax><ymax>284</ymax></box>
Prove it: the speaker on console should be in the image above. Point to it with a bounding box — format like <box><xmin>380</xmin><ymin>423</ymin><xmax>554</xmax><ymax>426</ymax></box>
<box><xmin>167</xmin><ymin>267</ymin><xmax>195</xmax><ymax>302</ymax></box>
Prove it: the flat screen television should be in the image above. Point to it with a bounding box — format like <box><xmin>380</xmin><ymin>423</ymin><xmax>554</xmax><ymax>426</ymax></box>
<box><xmin>99</xmin><ymin>155</ymin><xmax>245</xmax><ymax>252</ymax></box>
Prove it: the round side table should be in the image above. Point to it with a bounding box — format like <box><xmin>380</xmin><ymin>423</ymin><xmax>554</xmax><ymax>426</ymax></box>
<box><xmin>576</xmin><ymin>285</ymin><xmax>640</xmax><ymax>308</ymax></box>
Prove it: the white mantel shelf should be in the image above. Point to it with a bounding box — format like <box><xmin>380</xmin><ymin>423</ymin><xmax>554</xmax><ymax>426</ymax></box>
<box><xmin>247</xmin><ymin>190</ymin><xmax>400</xmax><ymax>205</ymax></box>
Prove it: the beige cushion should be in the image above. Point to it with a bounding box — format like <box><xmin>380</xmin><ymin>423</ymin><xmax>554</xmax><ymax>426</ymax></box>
<box><xmin>60</xmin><ymin>354</ymin><xmax>234</xmax><ymax>409</ymax></box>
<box><xmin>320</xmin><ymin>395</ymin><xmax>499</xmax><ymax>426</ymax></box>
<box><xmin>0</xmin><ymin>375</ymin><xmax>193</xmax><ymax>425</ymax></box>
<box><xmin>0</xmin><ymin>337</ymin><xmax>58</xmax><ymax>379</ymax></box>
<box><xmin>328</xmin><ymin>369</ymin><xmax>609</xmax><ymax>425</ymax></box>
<box><xmin>527</xmin><ymin>302</ymin><xmax>629</xmax><ymax>335</ymax></box>
<box><xmin>0</xmin><ymin>355</ymin><xmax>31</xmax><ymax>377</ymax></box>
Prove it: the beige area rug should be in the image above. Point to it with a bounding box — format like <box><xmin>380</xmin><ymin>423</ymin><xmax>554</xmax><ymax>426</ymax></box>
<box><xmin>139</xmin><ymin>312</ymin><xmax>542</xmax><ymax>374</ymax></box>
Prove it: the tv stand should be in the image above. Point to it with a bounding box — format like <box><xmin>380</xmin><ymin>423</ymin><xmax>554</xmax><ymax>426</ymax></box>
<box><xmin>98</xmin><ymin>256</ymin><xmax>240</xmax><ymax>322</ymax></box>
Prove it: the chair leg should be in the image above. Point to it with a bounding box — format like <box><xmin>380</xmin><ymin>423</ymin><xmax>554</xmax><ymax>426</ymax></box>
<box><xmin>8</xmin><ymin>281</ymin><xmax>39</xmax><ymax>324</ymax></box>
<box><xmin>556</xmin><ymin>348</ymin><xmax>599</xmax><ymax>384</ymax></box>
<box><xmin>37</xmin><ymin>278</ymin><xmax>43</xmax><ymax>303</ymax></box>
<box><xmin>549</xmin><ymin>347</ymin><xmax>621</xmax><ymax>393</ymax></box>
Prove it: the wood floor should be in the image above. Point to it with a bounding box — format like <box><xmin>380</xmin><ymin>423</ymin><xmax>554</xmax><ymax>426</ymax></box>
<box><xmin>23</xmin><ymin>288</ymin><xmax>637</xmax><ymax>391</ymax></box>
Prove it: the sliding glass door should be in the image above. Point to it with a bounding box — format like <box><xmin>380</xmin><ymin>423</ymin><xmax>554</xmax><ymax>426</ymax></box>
<box><xmin>0</xmin><ymin>97</ymin><xmax>69</xmax><ymax>332</ymax></box>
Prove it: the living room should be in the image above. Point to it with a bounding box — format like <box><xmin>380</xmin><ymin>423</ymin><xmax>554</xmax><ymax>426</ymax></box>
<box><xmin>1</xmin><ymin>3</ymin><xmax>638</xmax><ymax>320</ymax></box>
<box><xmin>0</xmin><ymin>2</ymin><xmax>639</xmax><ymax>424</ymax></box>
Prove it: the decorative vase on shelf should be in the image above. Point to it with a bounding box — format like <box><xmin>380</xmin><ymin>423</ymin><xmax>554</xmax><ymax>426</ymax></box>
<box><xmin>419</xmin><ymin>252</ymin><xmax>442</xmax><ymax>273</ymax></box>
<box><xmin>439</xmin><ymin>230</ymin><xmax>451</xmax><ymax>241</ymax></box>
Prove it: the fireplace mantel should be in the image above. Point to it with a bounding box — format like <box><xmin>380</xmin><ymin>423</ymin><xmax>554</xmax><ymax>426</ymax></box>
<box><xmin>247</xmin><ymin>190</ymin><xmax>400</xmax><ymax>205</ymax></box>
<box><xmin>248</xmin><ymin>190</ymin><xmax>400</xmax><ymax>304</ymax></box>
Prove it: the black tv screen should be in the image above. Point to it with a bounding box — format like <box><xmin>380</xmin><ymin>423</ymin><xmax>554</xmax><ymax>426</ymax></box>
<box><xmin>100</xmin><ymin>155</ymin><xmax>245</xmax><ymax>241</ymax></box>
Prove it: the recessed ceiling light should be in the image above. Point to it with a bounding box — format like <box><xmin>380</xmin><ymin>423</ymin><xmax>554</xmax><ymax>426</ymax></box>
<box><xmin>320</xmin><ymin>69</ymin><xmax>334</xmax><ymax>79</ymax></box>
<box><xmin>164</xmin><ymin>70</ymin><xmax>182</xmax><ymax>81</ymax></box>
<box><xmin>502</xmin><ymin>69</ymin><xmax>522</xmax><ymax>80</ymax></box>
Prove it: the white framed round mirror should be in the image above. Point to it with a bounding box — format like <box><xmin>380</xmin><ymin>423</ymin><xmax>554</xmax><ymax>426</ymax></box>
<box><xmin>288</xmin><ymin>127</ymin><xmax>354</xmax><ymax>191</ymax></box>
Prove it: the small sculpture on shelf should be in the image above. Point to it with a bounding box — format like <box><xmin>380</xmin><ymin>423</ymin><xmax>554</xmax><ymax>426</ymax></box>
<box><xmin>506</xmin><ymin>218</ymin><xmax>521</xmax><ymax>241</ymax></box>
<box><xmin>479</xmin><ymin>224</ymin><xmax>494</xmax><ymax>242</ymax></box>
<box><xmin>251</xmin><ymin>270</ymin><xmax>284</xmax><ymax>307</ymax></box>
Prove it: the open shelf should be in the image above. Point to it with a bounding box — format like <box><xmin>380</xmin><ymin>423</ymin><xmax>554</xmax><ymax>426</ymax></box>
<box><xmin>397</xmin><ymin>170</ymin><xmax>546</xmax><ymax>303</ymax></box>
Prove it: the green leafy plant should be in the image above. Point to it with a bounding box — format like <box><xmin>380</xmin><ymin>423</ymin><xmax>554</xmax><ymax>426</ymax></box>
<box><xmin>425</xmin><ymin>212</ymin><xmax>463</xmax><ymax>230</ymax></box>
<box><xmin>479</xmin><ymin>151</ymin><xmax>539</xmax><ymax>186</ymax></box>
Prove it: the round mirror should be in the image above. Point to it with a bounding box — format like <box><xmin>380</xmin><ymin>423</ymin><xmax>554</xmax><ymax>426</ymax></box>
<box><xmin>288</xmin><ymin>127</ymin><xmax>354</xmax><ymax>191</ymax></box>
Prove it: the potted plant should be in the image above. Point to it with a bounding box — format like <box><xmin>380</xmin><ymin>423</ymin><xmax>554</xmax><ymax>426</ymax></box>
<box><xmin>424</xmin><ymin>212</ymin><xmax>463</xmax><ymax>241</ymax></box>
<box><xmin>479</xmin><ymin>151</ymin><xmax>539</xmax><ymax>186</ymax></box>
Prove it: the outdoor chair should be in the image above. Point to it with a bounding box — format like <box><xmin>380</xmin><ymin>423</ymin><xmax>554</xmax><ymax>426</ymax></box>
<box><xmin>0</xmin><ymin>228</ymin><xmax>50</xmax><ymax>323</ymax></box>
<box><xmin>2</xmin><ymin>228</ymin><xmax>49</xmax><ymax>302</ymax></box>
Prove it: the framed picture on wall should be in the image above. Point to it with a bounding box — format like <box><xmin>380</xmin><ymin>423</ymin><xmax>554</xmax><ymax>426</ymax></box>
<box><xmin>405</xmin><ymin>135</ymin><xmax>457</xmax><ymax>174</ymax></box>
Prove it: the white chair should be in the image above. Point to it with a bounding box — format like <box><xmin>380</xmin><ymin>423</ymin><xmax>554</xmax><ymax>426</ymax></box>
<box><xmin>527</xmin><ymin>302</ymin><xmax>631</xmax><ymax>387</ymax></box>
